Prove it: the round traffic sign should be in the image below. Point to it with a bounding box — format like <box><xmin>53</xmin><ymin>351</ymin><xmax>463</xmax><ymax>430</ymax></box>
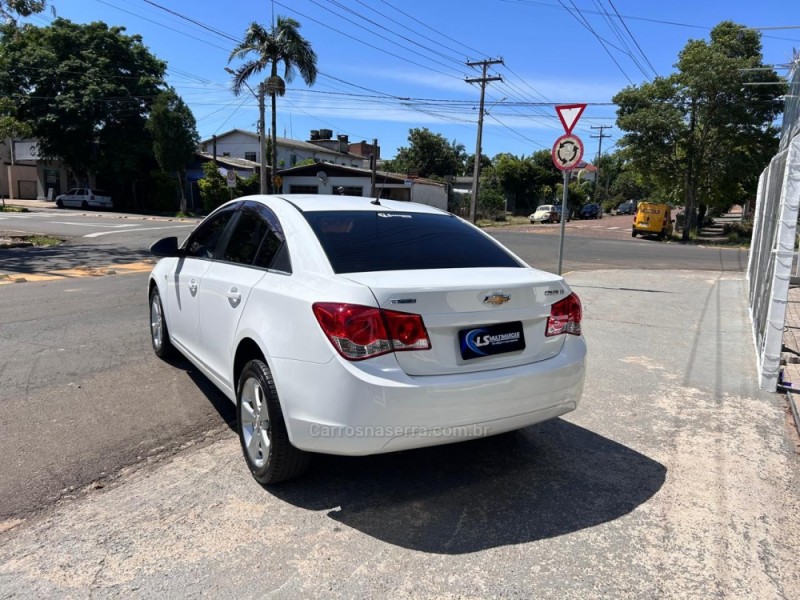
<box><xmin>551</xmin><ymin>134</ymin><xmax>584</xmax><ymax>171</ymax></box>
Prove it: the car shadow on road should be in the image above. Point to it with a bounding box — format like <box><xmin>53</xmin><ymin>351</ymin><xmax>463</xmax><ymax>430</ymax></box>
<box><xmin>269</xmin><ymin>419</ymin><xmax>666</xmax><ymax>554</ymax></box>
<box><xmin>162</xmin><ymin>353</ymin><xmax>238</xmax><ymax>430</ymax></box>
<box><xmin>0</xmin><ymin>242</ymin><xmax>151</xmax><ymax>273</ymax></box>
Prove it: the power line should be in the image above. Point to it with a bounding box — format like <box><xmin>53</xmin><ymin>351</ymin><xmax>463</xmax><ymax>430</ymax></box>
<box><xmin>607</xmin><ymin>0</ymin><xmax>658</xmax><ymax>78</ymax></box>
<box><xmin>558</xmin><ymin>0</ymin><xmax>634</xmax><ymax>85</ymax></box>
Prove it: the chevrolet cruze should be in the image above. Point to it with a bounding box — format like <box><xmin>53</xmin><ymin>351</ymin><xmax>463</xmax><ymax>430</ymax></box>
<box><xmin>148</xmin><ymin>195</ymin><xmax>586</xmax><ymax>483</ymax></box>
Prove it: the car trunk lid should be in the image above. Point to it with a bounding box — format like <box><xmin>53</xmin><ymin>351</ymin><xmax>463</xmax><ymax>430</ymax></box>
<box><xmin>341</xmin><ymin>267</ymin><xmax>570</xmax><ymax>375</ymax></box>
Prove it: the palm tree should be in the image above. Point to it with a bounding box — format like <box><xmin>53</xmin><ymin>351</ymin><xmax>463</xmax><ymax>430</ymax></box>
<box><xmin>228</xmin><ymin>18</ymin><xmax>317</xmax><ymax>193</ymax></box>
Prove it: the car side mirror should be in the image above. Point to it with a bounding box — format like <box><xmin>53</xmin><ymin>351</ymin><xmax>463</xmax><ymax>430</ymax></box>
<box><xmin>150</xmin><ymin>236</ymin><xmax>181</xmax><ymax>258</ymax></box>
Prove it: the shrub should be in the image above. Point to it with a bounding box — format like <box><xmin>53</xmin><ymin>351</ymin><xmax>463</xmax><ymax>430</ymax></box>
<box><xmin>198</xmin><ymin>162</ymin><xmax>229</xmax><ymax>212</ymax></box>
<box><xmin>723</xmin><ymin>220</ymin><xmax>753</xmax><ymax>242</ymax></box>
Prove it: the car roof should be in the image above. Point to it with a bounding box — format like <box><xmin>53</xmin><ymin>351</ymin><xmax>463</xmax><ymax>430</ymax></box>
<box><xmin>239</xmin><ymin>194</ymin><xmax>448</xmax><ymax>215</ymax></box>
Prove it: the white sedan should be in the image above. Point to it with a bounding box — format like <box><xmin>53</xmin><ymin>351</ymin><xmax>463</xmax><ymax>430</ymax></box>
<box><xmin>55</xmin><ymin>188</ymin><xmax>113</xmax><ymax>209</ymax></box>
<box><xmin>148</xmin><ymin>195</ymin><xmax>586</xmax><ymax>483</ymax></box>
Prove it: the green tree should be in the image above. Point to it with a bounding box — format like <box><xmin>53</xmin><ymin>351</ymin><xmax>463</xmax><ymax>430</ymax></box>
<box><xmin>197</xmin><ymin>162</ymin><xmax>229</xmax><ymax>212</ymax></box>
<box><xmin>613</xmin><ymin>21</ymin><xmax>784</xmax><ymax>239</ymax></box>
<box><xmin>229</xmin><ymin>17</ymin><xmax>317</xmax><ymax>191</ymax></box>
<box><xmin>477</xmin><ymin>166</ymin><xmax>504</xmax><ymax>218</ymax></box>
<box><xmin>464</xmin><ymin>152</ymin><xmax>492</xmax><ymax>176</ymax></box>
<box><xmin>146</xmin><ymin>88</ymin><xmax>199</xmax><ymax>214</ymax></box>
<box><xmin>1</xmin><ymin>0</ymin><xmax>50</xmax><ymax>23</ymax></box>
<box><xmin>0</xmin><ymin>97</ymin><xmax>30</xmax><ymax>139</ymax></box>
<box><xmin>385</xmin><ymin>128</ymin><xmax>466</xmax><ymax>179</ymax></box>
<box><xmin>0</xmin><ymin>18</ymin><xmax>166</xmax><ymax>194</ymax></box>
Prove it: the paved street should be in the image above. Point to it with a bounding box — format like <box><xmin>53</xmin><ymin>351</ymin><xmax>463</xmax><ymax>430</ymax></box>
<box><xmin>0</xmin><ymin>209</ymin><xmax>197</xmax><ymax>273</ymax></box>
<box><xmin>0</xmin><ymin>212</ymin><xmax>760</xmax><ymax>523</ymax></box>
<box><xmin>1</xmin><ymin>268</ymin><xmax>796</xmax><ymax>598</ymax></box>
<box><xmin>0</xmin><ymin>211</ymin><xmax>796</xmax><ymax>598</ymax></box>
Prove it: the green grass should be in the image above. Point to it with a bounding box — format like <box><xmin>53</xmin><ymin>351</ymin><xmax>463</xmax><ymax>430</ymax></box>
<box><xmin>1</xmin><ymin>206</ymin><xmax>29</xmax><ymax>213</ymax></box>
<box><xmin>25</xmin><ymin>235</ymin><xmax>61</xmax><ymax>247</ymax></box>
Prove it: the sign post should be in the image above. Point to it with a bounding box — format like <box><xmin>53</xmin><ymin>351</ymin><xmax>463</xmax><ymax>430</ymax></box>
<box><xmin>552</xmin><ymin>104</ymin><xmax>587</xmax><ymax>275</ymax></box>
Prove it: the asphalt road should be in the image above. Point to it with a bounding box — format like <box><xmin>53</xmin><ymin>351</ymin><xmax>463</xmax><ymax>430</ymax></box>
<box><xmin>0</xmin><ymin>210</ymin><xmax>748</xmax><ymax>521</ymax></box>
<box><xmin>0</xmin><ymin>209</ymin><xmax>197</xmax><ymax>273</ymax></box>
<box><xmin>0</xmin><ymin>208</ymin><xmax>746</xmax><ymax>274</ymax></box>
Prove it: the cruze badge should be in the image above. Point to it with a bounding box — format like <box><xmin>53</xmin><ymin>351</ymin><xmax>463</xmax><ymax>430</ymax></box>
<box><xmin>483</xmin><ymin>293</ymin><xmax>510</xmax><ymax>306</ymax></box>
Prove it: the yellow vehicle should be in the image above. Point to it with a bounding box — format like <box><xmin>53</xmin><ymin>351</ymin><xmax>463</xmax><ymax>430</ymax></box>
<box><xmin>631</xmin><ymin>202</ymin><xmax>674</xmax><ymax>240</ymax></box>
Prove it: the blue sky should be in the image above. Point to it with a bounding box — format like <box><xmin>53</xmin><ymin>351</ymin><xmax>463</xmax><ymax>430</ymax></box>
<box><xmin>26</xmin><ymin>1</ymin><xmax>799</xmax><ymax>161</ymax></box>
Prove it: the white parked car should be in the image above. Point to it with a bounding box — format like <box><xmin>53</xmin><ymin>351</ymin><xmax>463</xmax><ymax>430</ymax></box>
<box><xmin>529</xmin><ymin>204</ymin><xmax>559</xmax><ymax>223</ymax></box>
<box><xmin>148</xmin><ymin>195</ymin><xmax>587</xmax><ymax>483</ymax></box>
<box><xmin>55</xmin><ymin>188</ymin><xmax>113</xmax><ymax>209</ymax></box>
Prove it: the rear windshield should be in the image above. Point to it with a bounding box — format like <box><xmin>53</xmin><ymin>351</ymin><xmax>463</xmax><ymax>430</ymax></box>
<box><xmin>304</xmin><ymin>210</ymin><xmax>522</xmax><ymax>273</ymax></box>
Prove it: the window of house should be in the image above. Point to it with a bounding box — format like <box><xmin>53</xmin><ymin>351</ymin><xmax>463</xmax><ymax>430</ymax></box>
<box><xmin>289</xmin><ymin>185</ymin><xmax>319</xmax><ymax>194</ymax></box>
<box><xmin>341</xmin><ymin>187</ymin><xmax>363</xmax><ymax>197</ymax></box>
<box><xmin>244</xmin><ymin>152</ymin><xmax>257</xmax><ymax>162</ymax></box>
<box><xmin>290</xmin><ymin>154</ymin><xmax>297</xmax><ymax>166</ymax></box>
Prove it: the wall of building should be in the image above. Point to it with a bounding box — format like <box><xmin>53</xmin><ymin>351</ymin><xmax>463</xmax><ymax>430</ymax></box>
<box><xmin>203</xmin><ymin>132</ymin><xmax>367</xmax><ymax>170</ymax></box>
<box><xmin>280</xmin><ymin>173</ymin><xmax>446</xmax><ymax>210</ymax></box>
<box><xmin>410</xmin><ymin>182</ymin><xmax>447</xmax><ymax>210</ymax></box>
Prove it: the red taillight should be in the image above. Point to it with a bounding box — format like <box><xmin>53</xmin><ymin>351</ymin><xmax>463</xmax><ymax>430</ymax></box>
<box><xmin>546</xmin><ymin>293</ymin><xmax>582</xmax><ymax>337</ymax></box>
<box><xmin>312</xmin><ymin>303</ymin><xmax>431</xmax><ymax>361</ymax></box>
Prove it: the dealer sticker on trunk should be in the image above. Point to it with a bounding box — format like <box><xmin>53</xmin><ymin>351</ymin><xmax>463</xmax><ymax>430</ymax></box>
<box><xmin>458</xmin><ymin>321</ymin><xmax>526</xmax><ymax>360</ymax></box>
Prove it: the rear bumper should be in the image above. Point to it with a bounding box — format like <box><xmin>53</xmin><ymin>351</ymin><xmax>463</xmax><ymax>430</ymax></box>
<box><xmin>274</xmin><ymin>335</ymin><xmax>587</xmax><ymax>455</ymax></box>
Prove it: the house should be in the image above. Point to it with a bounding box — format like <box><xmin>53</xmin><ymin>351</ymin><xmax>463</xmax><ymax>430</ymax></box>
<box><xmin>198</xmin><ymin>129</ymin><xmax>370</xmax><ymax>170</ymax></box>
<box><xmin>0</xmin><ymin>138</ymin><xmax>70</xmax><ymax>200</ymax></box>
<box><xmin>277</xmin><ymin>163</ymin><xmax>448</xmax><ymax>210</ymax></box>
<box><xmin>183</xmin><ymin>152</ymin><xmax>260</xmax><ymax>211</ymax></box>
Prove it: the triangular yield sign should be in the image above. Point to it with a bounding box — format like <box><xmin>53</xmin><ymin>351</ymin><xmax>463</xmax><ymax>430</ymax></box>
<box><xmin>555</xmin><ymin>104</ymin><xmax>587</xmax><ymax>134</ymax></box>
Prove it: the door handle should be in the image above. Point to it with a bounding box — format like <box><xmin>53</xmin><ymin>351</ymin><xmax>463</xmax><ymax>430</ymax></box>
<box><xmin>226</xmin><ymin>287</ymin><xmax>242</xmax><ymax>307</ymax></box>
<box><xmin>188</xmin><ymin>278</ymin><xmax>198</xmax><ymax>294</ymax></box>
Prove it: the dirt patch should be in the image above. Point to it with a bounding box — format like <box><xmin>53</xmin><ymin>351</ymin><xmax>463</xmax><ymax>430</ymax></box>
<box><xmin>0</xmin><ymin>233</ymin><xmax>62</xmax><ymax>248</ymax></box>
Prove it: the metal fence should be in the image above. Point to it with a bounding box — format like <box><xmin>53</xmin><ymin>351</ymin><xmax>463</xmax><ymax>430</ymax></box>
<box><xmin>748</xmin><ymin>59</ymin><xmax>800</xmax><ymax>390</ymax></box>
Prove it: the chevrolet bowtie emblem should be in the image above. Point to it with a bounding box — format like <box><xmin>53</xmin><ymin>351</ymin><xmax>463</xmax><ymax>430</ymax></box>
<box><xmin>483</xmin><ymin>294</ymin><xmax>510</xmax><ymax>306</ymax></box>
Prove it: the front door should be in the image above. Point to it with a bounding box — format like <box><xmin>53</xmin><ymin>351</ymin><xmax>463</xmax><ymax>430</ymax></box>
<box><xmin>165</xmin><ymin>206</ymin><xmax>237</xmax><ymax>361</ymax></box>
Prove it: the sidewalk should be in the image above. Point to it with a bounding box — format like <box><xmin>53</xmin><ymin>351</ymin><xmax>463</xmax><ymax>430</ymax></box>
<box><xmin>2</xmin><ymin>198</ymin><xmax>201</xmax><ymax>223</ymax></box>
<box><xmin>0</xmin><ymin>269</ymin><xmax>797</xmax><ymax>598</ymax></box>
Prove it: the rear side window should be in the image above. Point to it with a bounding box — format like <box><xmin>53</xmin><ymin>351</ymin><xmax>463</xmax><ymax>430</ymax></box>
<box><xmin>304</xmin><ymin>211</ymin><xmax>522</xmax><ymax>273</ymax></box>
<box><xmin>223</xmin><ymin>207</ymin><xmax>269</xmax><ymax>265</ymax></box>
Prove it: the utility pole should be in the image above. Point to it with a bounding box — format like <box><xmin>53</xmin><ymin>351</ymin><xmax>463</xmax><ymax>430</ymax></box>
<box><xmin>590</xmin><ymin>125</ymin><xmax>611</xmax><ymax>203</ymax></box>
<box><xmin>466</xmin><ymin>58</ymin><xmax>503</xmax><ymax>223</ymax></box>
<box><xmin>371</xmin><ymin>138</ymin><xmax>378</xmax><ymax>197</ymax></box>
<box><xmin>258</xmin><ymin>82</ymin><xmax>268</xmax><ymax>194</ymax></box>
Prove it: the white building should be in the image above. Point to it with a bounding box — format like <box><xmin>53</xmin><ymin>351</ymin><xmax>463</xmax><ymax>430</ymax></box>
<box><xmin>199</xmin><ymin>129</ymin><xmax>370</xmax><ymax>170</ymax></box>
<box><xmin>277</xmin><ymin>163</ymin><xmax>448</xmax><ymax>211</ymax></box>
<box><xmin>0</xmin><ymin>138</ymin><xmax>70</xmax><ymax>200</ymax></box>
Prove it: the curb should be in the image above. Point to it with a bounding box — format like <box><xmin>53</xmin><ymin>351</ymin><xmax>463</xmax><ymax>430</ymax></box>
<box><xmin>786</xmin><ymin>389</ymin><xmax>800</xmax><ymax>436</ymax></box>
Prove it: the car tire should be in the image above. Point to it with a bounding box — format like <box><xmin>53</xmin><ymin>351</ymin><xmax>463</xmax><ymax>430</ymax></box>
<box><xmin>56</xmin><ymin>199</ymin><xmax>63</xmax><ymax>208</ymax></box>
<box><xmin>237</xmin><ymin>359</ymin><xmax>310</xmax><ymax>485</ymax></box>
<box><xmin>81</xmin><ymin>200</ymin><xmax>88</xmax><ymax>209</ymax></box>
<box><xmin>631</xmin><ymin>230</ymin><xmax>637</xmax><ymax>238</ymax></box>
<box><xmin>149</xmin><ymin>287</ymin><xmax>175</xmax><ymax>359</ymax></box>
